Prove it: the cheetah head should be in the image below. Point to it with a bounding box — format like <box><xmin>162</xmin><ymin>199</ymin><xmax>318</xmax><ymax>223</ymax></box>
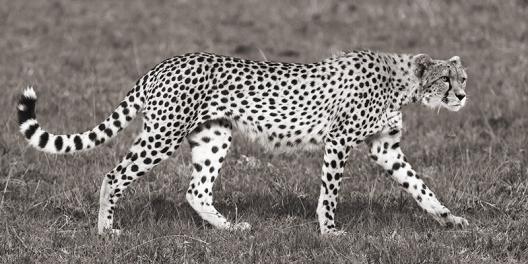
<box><xmin>413</xmin><ymin>54</ymin><xmax>467</xmax><ymax>112</ymax></box>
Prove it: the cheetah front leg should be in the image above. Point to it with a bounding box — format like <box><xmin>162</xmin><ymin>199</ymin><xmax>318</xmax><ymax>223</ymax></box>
<box><xmin>368</xmin><ymin>129</ymin><xmax>469</xmax><ymax>228</ymax></box>
<box><xmin>316</xmin><ymin>139</ymin><xmax>349</xmax><ymax>235</ymax></box>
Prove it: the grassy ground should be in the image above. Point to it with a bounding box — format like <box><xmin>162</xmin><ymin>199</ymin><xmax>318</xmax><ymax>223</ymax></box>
<box><xmin>1</xmin><ymin>0</ymin><xmax>527</xmax><ymax>263</ymax></box>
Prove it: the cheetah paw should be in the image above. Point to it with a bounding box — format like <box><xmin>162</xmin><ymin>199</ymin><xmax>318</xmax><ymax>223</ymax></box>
<box><xmin>229</xmin><ymin>222</ymin><xmax>251</xmax><ymax>231</ymax></box>
<box><xmin>446</xmin><ymin>215</ymin><xmax>469</xmax><ymax>228</ymax></box>
<box><xmin>110</xmin><ymin>228</ymin><xmax>122</xmax><ymax>236</ymax></box>
<box><xmin>98</xmin><ymin>228</ymin><xmax>121</xmax><ymax>237</ymax></box>
<box><xmin>321</xmin><ymin>228</ymin><xmax>347</xmax><ymax>236</ymax></box>
<box><xmin>437</xmin><ymin>214</ymin><xmax>469</xmax><ymax>229</ymax></box>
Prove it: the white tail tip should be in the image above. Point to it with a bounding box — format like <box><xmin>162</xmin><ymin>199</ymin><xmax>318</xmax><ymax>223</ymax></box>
<box><xmin>23</xmin><ymin>86</ymin><xmax>37</xmax><ymax>99</ymax></box>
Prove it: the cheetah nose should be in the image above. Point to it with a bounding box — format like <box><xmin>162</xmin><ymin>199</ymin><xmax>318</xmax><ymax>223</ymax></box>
<box><xmin>455</xmin><ymin>93</ymin><xmax>465</xmax><ymax>100</ymax></box>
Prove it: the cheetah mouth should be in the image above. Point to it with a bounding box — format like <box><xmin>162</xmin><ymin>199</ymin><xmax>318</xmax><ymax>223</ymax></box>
<box><xmin>422</xmin><ymin>96</ymin><xmax>465</xmax><ymax>112</ymax></box>
<box><xmin>438</xmin><ymin>95</ymin><xmax>467</xmax><ymax>112</ymax></box>
<box><xmin>445</xmin><ymin>103</ymin><xmax>464</xmax><ymax>112</ymax></box>
<box><xmin>445</xmin><ymin>96</ymin><xmax>467</xmax><ymax>111</ymax></box>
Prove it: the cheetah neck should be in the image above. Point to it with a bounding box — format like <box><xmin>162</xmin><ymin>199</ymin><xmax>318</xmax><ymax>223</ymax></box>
<box><xmin>382</xmin><ymin>53</ymin><xmax>422</xmax><ymax>110</ymax></box>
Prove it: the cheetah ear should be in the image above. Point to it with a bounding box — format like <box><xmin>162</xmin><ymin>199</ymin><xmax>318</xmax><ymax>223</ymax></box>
<box><xmin>412</xmin><ymin>54</ymin><xmax>432</xmax><ymax>78</ymax></box>
<box><xmin>449</xmin><ymin>55</ymin><xmax>462</xmax><ymax>66</ymax></box>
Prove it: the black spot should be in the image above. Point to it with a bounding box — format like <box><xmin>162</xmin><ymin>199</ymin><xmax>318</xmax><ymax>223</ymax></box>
<box><xmin>391</xmin><ymin>142</ymin><xmax>400</xmax><ymax>149</ymax></box>
<box><xmin>54</xmin><ymin>136</ymin><xmax>63</xmax><ymax>151</ymax></box>
<box><xmin>402</xmin><ymin>182</ymin><xmax>409</xmax><ymax>188</ymax></box>
<box><xmin>326</xmin><ymin>173</ymin><xmax>332</xmax><ymax>181</ymax></box>
<box><xmin>392</xmin><ymin>162</ymin><xmax>401</xmax><ymax>171</ymax></box>
<box><xmin>388</xmin><ymin>130</ymin><xmax>399</xmax><ymax>136</ymax></box>
<box><xmin>325</xmin><ymin>212</ymin><xmax>333</xmax><ymax>220</ymax></box>
<box><xmin>74</xmin><ymin>135</ymin><xmax>83</xmax><ymax>150</ymax></box>
<box><xmin>189</xmin><ymin>140</ymin><xmax>199</xmax><ymax>148</ymax></box>
<box><xmin>38</xmin><ymin>132</ymin><xmax>49</xmax><ymax>148</ymax></box>
<box><xmin>212</xmin><ymin>146</ymin><xmax>218</xmax><ymax>153</ymax></box>
<box><xmin>194</xmin><ymin>163</ymin><xmax>202</xmax><ymax>172</ymax></box>
<box><xmin>89</xmin><ymin>132</ymin><xmax>97</xmax><ymax>142</ymax></box>
<box><xmin>104</xmin><ymin>129</ymin><xmax>113</xmax><ymax>137</ymax></box>
<box><xmin>24</xmin><ymin>124</ymin><xmax>39</xmax><ymax>139</ymax></box>
<box><xmin>201</xmin><ymin>176</ymin><xmax>206</xmax><ymax>183</ymax></box>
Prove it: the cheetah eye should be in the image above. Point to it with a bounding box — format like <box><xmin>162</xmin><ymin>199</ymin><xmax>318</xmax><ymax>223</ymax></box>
<box><xmin>461</xmin><ymin>77</ymin><xmax>466</xmax><ymax>83</ymax></box>
<box><xmin>439</xmin><ymin>76</ymin><xmax>449</xmax><ymax>82</ymax></box>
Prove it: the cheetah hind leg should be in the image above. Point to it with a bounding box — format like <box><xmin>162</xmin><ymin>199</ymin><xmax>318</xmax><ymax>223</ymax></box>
<box><xmin>185</xmin><ymin>120</ymin><xmax>250</xmax><ymax>231</ymax></box>
<box><xmin>98</xmin><ymin>131</ymin><xmax>175</xmax><ymax>235</ymax></box>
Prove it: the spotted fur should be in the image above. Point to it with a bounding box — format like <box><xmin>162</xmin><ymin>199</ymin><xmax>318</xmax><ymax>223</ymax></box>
<box><xmin>18</xmin><ymin>51</ymin><xmax>468</xmax><ymax>235</ymax></box>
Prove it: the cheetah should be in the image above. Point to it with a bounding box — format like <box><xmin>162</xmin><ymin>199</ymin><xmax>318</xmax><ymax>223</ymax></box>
<box><xmin>17</xmin><ymin>51</ymin><xmax>469</xmax><ymax>235</ymax></box>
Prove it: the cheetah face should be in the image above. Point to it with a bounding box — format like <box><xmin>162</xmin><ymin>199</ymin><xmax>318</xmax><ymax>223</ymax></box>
<box><xmin>415</xmin><ymin>55</ymin><xmax>468</xmax><ymax>112</ymax></box>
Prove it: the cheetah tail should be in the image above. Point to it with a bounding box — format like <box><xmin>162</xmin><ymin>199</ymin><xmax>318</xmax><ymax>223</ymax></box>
<box><xmin>17</xmin><ymin>86</ymin><xmax>142</xmax><ymax>154</ymax></box>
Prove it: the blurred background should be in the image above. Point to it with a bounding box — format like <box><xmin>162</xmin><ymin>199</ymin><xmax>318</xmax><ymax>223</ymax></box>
<box><xmin>1</xmin><ymin>0</ymin><xmax>527</xmax><ymax>263</ymax></box>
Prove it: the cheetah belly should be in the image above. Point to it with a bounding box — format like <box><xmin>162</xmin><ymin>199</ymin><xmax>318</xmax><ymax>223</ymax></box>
<box><xmin>232</xmin><ymin>118</ymin><xmax>327</xmax><ymax>153</ymax></box>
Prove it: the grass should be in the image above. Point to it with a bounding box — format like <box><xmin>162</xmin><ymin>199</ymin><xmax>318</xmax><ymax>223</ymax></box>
<box><xmin>1</xmin><ymin>0</ymin><xmax>527</xmax><ymax>263</ymax></box>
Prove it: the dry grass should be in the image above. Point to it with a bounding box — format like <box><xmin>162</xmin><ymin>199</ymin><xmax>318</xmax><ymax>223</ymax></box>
<box><xmin>1</xmin><ymin>0</ymin><xmax>527</xmax><ymax>263</ymax></box>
